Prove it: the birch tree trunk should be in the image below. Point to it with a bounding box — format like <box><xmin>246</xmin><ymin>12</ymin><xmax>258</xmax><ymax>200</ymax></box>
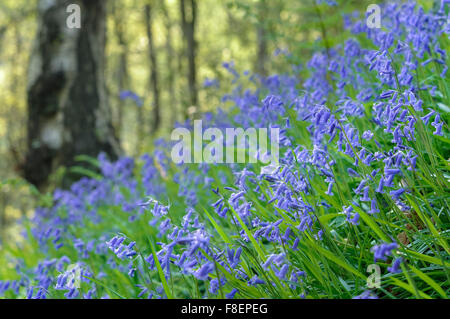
<box><xmin>24</xmin><ymin>0</ymin><xmax>120</xmax><ymax>188</ymax></box>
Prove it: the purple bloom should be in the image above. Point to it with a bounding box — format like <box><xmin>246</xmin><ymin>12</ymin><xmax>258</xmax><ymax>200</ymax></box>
<box><xmin>347</xmin><ymin>168</ymin><xmax>360</xmax><ymax>177</ymax></box>
<box><xmin>325</xmin><ymin>182</ymin><xmax>334</xmax><ymax>196</ymax></box>
<box><xmin>276</xmin><ymin>264</ymin><xmax>290</xmax><ymax>280</ymax></box>
<box><xmin>387</xmin><ymin>258</ymin><xmax>403</xmax><ymax>274</ymax></box>
<box><xmin>226</xmin><ymin>288</ymin><xmax>239</xmax><ymax>299</ymax></box>
<box><xmin>362</xmin><ymin>130</ymin><xmax>374</xmax><ymax>141</ymax></box>
<box><xmin>353</xmin><ymin>290</ymin><xmax>378</xmax><ymax>299</ymax></box>
<box><xmin>371</xmin><ymin>242</ymin><xmax>397</xmax><ymax>262</ymax></box>
<box><xmin>369</xmin><ymin>198</ymin><xmax>380</xmax><ymax>214</ymax></box>
<box><xmin>193</xmin><ymin>262</ymin><xmax>214</xmax><ymax>281</ymax></box>
<box><xmin>390</xmin><ymin>188</ymin><xmax>405</xmax><ymax>200</ymax></box>
<box><xmin>376</xmin><ymin>178</ymin><xmax>385</xmax><ymax>193</ymax></box>
<box><xmin>119</xmin><ymin>90</ymin><xmax>143</xmax><ymax>107</ymax></box>
<box><xmin>106</xmin><ymin>236</ymin><xmax>137</xmax><ymax>260</ymax></box>
<box><xmin>248</xmin><ymin>275</ymin><xmax>265</xmax><ymax>286</ymax></box>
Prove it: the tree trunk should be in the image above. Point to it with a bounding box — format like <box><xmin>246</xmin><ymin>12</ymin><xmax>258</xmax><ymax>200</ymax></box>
<box><xmin>24</xmin><ymin>0</ymin><xmax>120</xmax><ymax>188</ymax></box>
<box><xmin>0</xmin><ymin>26</ymin><xmax>6</xmax><ymax>55</ymax></box>
<box><xmin>144</xmin><ymin>3</ymin><xmax>161</xmax><ymax>134</ymax></box>
<box><xmin>161</xmin><ymin>0</ymin><xmax>178</xmax><ymax>127</ymax></box>
<box><xmin>180</xmin><ymin>0</ymin><xmax>198</xmax><ymax>117</ymax></box>
<box><xmin>256</xmin><ymin>0</ymin><xmax>268</xmax><ymax>77</ymax></box>
<box><xmin>112</xmin><ymin>0</ymin><xmax>130</xmax><ymax>135</ymax></box>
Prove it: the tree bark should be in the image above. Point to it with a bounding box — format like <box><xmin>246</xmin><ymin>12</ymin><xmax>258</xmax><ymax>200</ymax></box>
<box><xmin>161</xmin><ymin>0</ymin><xmax>178</xmax><ymax>126</ymax></box>
<box><xmin>144</xmin><ymin>3</ymin><xmax>161</xmax><ymax>134</ymax></box>
<box><xmin>0</xmin><ymin>26</ymin><xmax>6</xmax><ymax>55</ymax></box>
<box><xmin>180</xmin><ymin>0</ymin><xmax>198</xmax><ymax>117</ymax></box>
<box><xmin>112</xmin><ymin>0</ymin><xmax>130</xmax><ymax>135</ymax></box>
<box><xmin>24</xmin><ymin>0</ymin><xmax>120</xmax><ymax>188</ymax></box>
<box><xmin>256</xmin><ymin>0</ymin><xmax>268</xmax><ymax>77</ymax></box>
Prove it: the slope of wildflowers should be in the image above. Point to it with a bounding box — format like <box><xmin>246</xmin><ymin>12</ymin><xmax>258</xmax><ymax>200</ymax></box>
<box><xmin>1</xmin><ymin>1</ymin><xmax>449</xmax><ymax>299</ymax></box>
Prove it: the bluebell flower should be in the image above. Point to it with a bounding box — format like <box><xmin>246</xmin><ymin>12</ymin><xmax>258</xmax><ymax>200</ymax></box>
<box><xmin>64</xmin><ymin>288</ymin><xmax>79</xmax><ymax>299</ymax></box>
<box><xmin>226</xmin><ymin>288</ymin><xmax>239</xmax><ymax>299</ymax></box>
<box><xmin>371</xmin><ymin>242</ymin><xmax>397</xmax><ymax>262</ymax></box>
<box><xmin>119</xmin><ymin>90</ymin><xmax>143</xmax><ymax>107</ymax></box>
<box><xmin>347</xmin><ymin>168</ymin><xmax>360</xmax><ymax>177</ymax></box>
<box><xmin>276</xmin><ymin>264</ymin><xmax>290</xmax><ymax>280</ymax></box>
<box><xmin>341</xmin><ymin>205</ymin><xmax>359</xmax><ymax>225</ymax></box>
<box><xmin>84</xmin><ymin>288</ymin><xmax>96</xmax><ymax>299</ymax></box>
<box><xmin>203</xmin><ymin>77</ymin><xmax>219</xmax><ymax>88</ymax></box>
<box><xmin>292</xmin><ymin>237</ymin><xmax>300</xmax><ymax>251</ymax></box>
<box><xmin>289</xmin><ymin>270</ymin><xmax>306</xmax><ymax>289</ymax></box>
<box><xmin>193</xmin><ymin>262</ymin><xmax>214</xmax><ymax>281</ymax></box>
<box><xmin>375</xmin><ymin>178</ymin><xmax>385</xmax><ymax>193</ymax></box>
<box><xmin>369</xmin><ymin>198</ymin><xmax>380</xmax><ymax>214</ymax></box>
<box><xmin>390</xmin><ymin>188</ymin><xmax>405</xmax><ymax>200</ymax></box>
<box><xmin>362</xmin><ymin>130</ymin><xmax>374</xmax><ymax>141</ymax></box>
<box><xmin>227</xmin><ymin>247</ymin><xmax>242</xmax><ymax>269</ymax></box>
<box><xmin>248</xmin><ymin>275</ymin><xmax>265</xmax><ymax>287</ymax></box>
<box><xmin>209</xmin><ymin>278</ymin><xmax>223</xmax><ymax>295</ymax></box>
<box><xmin>325</xmin><ymin>182</ymin><xmax>334</xmax><ymax>196</ymax></box>
<box><xmin>353</xmin><ymin>290</ymin><xmax>378</xmax><ymax>299</ymax></box>
<box><xmin>387</xmin><ymin>258</ymin><xmax>403</xmax><ymax>274</ymax></box>
<box><xmin>354</xmin><ymin>180</ymin><xmax>366</xmax><ymax>195</ymax></box>
<box><xmin>106</xmin><ymin>236</ymin><xmax>137</xmax><ymax>260</ymax></box>
<box><xmin>361</xmin><ymin>186</ymin><xmax>370</xmax><ymax>202</ymax></box>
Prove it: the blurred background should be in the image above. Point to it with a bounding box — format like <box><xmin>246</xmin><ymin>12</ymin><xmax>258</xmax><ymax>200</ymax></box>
<box><xmin>0</xmin><ymin>0</ymin><xmax>375</xmax><ymax>241</ymax></box>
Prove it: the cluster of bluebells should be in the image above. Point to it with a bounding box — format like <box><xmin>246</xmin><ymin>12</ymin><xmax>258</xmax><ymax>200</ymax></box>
<box><xmin>0</xmin><ymin>1</ymin><xmax>448</xmax><ymax>299</ymax></box>
<box><xmin>106</xmin><ymin>236</ymin><xmax>137</xmax><ymax>260</ymax></box>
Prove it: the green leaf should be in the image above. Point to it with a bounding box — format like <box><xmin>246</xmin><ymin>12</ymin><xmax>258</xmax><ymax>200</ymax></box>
<box><xmin>229</xmin><ymin>206</ymin><xmax>265</xmax><ymax>261</ymax></box>
<box><xmin>307</xmin><ymin>237</ymin><xmax>366</xmax><ymax>280</ymax></box>
<box><xmin>389</xmin><ymin>277</ymin><xmax>432</xmax><ymax>299</ymax></box>
<box><xmin>409</xmin><ymin>265</ymin><xmax>448</xmax><ymax>298</ymax></box>
<box><xmin>351</xmin><ymin>204</ymin><xmax>390</xmax><ymax>242</ymax></box>
<box><xmin>149</xmin><ymin>239</ymin><xmax>173</xmax><ymax>299</ymax></box>
<box><xmin>203</xmin><ymin>208</ymin><xmax>232</xmax><ymax>244</ymax></box>
<box><xmin>69</xmin><ymin>166</ymin><xmax>102</xmax><ymax>180</ymax></box>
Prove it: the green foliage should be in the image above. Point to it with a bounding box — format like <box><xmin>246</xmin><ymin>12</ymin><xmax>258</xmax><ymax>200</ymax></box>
<box><xmin>0</xmin><ymin>0</ymin><xmax>449</xmax><ymax>300</ymax></box>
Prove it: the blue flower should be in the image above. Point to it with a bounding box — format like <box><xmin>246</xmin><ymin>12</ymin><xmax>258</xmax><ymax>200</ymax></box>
<box><xmin>119</xmin><ymin>90</ymin><xmax>143</xmax><ymax>107</ymax></box>
<box><xmin>371</xmin><ymin>242</ymin><xmax>397</xmax><ymax>262</ymax></box>
<box><xmin>390</xmin><ymin>188</ymin><xmax>405</xmax><ymax>200</ymax></box>
<box><xmin>353</xmin><ymin>290</ymin><xmax>378</xmax><ymax>299</ymax></box>
<box><xmin>106</xmin><ymin>236</ymin><xmax>137</xmax><ymax>260</ymax></box>
<box><xmin>193</xmin><ymin>262</ymin><xmax>215</xmax><ymax>281</ymax></box>
<box><xmin>387</xmin><ymin>258</ymin><xmax>403</xmax><ymax>274</ymax></box>
<box><xmin>226</xmin><ymin>288</ymin><xmax>239</xmax><ymax>299</ymax></box>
